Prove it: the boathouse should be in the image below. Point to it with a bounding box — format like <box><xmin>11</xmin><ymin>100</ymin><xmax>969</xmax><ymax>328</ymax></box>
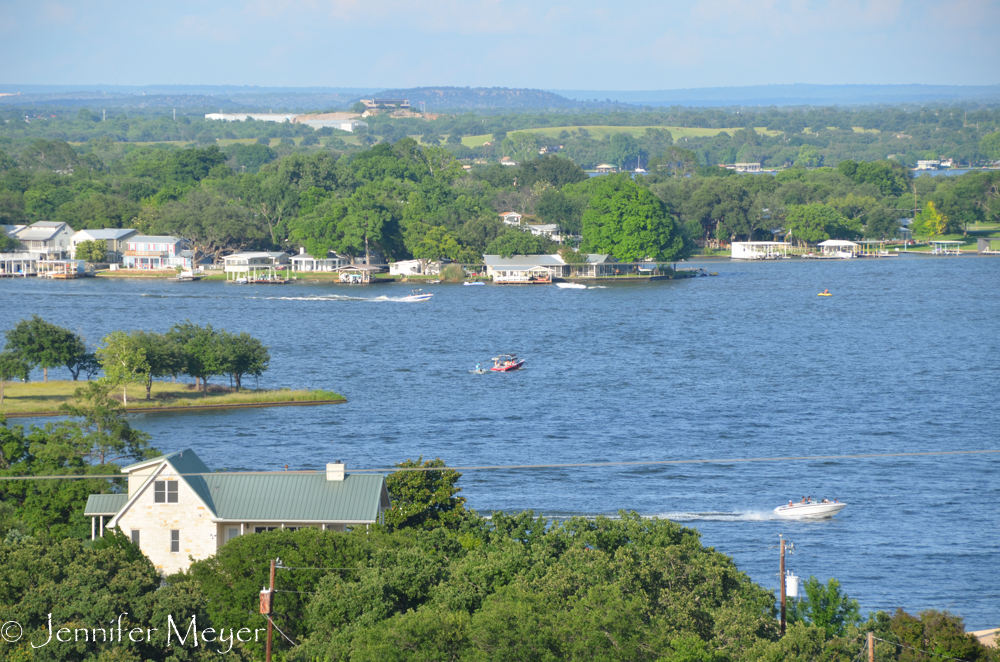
<box><xmin>84</xmin><ymin>449</ymin><xmax>390</xmax><ymax>574</ymax></box>
<box><xmin>730</xmin><ymin>242</ymin><xmax>790</xmax><ymax>260</ymax></box>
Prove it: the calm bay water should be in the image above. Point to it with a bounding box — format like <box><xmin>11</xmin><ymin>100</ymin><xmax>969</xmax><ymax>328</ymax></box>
<box><xmin>2</xmin><ymin>255</ymin><xmax>998</xmax><ymax>629</ymax></box>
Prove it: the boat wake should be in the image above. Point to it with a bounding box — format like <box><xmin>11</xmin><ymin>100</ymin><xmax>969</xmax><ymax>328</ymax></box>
<box><xmin>254</xmin><ymin>294</ymin><xmax>368</xmax><ymax>301</ymax></box>
<box><xmin>658</xmin><ymin>510</ymin><xmax>781</xmax><ymax>522</ymax></box>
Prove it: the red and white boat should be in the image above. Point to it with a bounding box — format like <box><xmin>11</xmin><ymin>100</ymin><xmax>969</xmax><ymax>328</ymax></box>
<box><xmin>491</xmin><ymin>354</ymin><xmax>525</xmax><ymax>372</ymax></box>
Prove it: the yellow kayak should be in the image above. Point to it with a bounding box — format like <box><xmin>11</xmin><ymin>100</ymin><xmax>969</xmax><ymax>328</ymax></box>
<box><xmin>818</xmin><ymin>293</ymin><xmax>832</xmax><ymax>297</ymax></box>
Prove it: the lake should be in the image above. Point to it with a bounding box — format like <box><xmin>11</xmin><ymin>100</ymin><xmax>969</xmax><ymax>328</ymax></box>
<box><xmin>2</xmin><ymin>255</ymin><xmax>998</xmax><ymax>629</ymax></box>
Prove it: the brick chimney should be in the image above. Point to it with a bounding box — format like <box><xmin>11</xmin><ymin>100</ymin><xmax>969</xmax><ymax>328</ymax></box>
<box><xmin>326</xmin><ymin>462</ymin><xmax>345</xmax><ymax>481</ymax></box>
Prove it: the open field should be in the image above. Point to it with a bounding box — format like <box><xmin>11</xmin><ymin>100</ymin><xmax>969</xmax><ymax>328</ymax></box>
<box><xmin>0</xmin><ymin>380</ymin><xmax>345</xmax><ymax>417</ymax></box>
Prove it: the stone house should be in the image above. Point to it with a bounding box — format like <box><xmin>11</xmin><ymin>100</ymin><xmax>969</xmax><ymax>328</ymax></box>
<box><xmin>85</xmin><ymin>449</ymin><xmax>390</xmax><ymax>575</ymax></box>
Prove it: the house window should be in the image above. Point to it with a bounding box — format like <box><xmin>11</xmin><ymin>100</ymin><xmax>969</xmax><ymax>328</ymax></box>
<box><xmin>254</xmin><ymin>526</ymin><xmax>278</xmax><ymax>533</ymax></box>
<box><xmin>170</xmin><ymin>530</ymin><xmax>180</xmax><ymax>553</ymax></box>
<box><xmin>131</xmin><ymin>530</ymin><xmax>140</xmax><ymax>545</ymax></box>
<box><xmin>227</xmin><ymin>528</ymin><xmax>239</xmax><ymax>543</ymax></box>
<box><xmin>154</xmin><ymin>481</ymin><xmax>178</xmax><ymax>503</ymax></box>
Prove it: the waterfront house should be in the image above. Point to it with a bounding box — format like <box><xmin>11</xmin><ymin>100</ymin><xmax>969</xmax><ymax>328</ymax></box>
<box><xmin>85</xmin><ymin>449</ymin><xmax>390</xmax><ymax>574</ymax></box>
<box><xmin>289</xmin><ymin>247</ymin><xmax>349</xmax><ymax>272</ymax></box>
<box><xmin>483</xmin><ymin>253</ymin><xmax>616</xmax><ymax>281</ymax></box>
<box><xmin>500</xmin><ymin>157</ymin><xmax>517</xmax><ymax>167</ymax></box>
<box><xmin>14</xmin><ymin>221</ymin><xmax>73</xmax><ymax>259</ymax></box>
<box><xmin>70</xmin><ymin>228</ymin><xmax>138</xmax><ymax>263</ymax></box>
<box><xmin>122</xmin><ymin>235</ymin><xmax>192</xmax><ymax>269</ymax></box>
<box><xmin>223</xmin><ymin>251</ymin><xmax>289</xmax><ymax>281</ymax></box>
<box><xmin>595</xmin><ymin>164</ymin><xmax>618</xmax><ymax>174</ymax></box>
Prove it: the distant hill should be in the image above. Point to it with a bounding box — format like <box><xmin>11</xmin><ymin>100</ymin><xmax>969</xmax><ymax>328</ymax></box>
<box><xmin>372</xmin><ymin>87</ymin><xmax>596</xmax><ymax>110</ymax></box>
<box><xmin>553</xmin><ymin>84</ymin><xmax>1000</xmax><ymax>107</ymax></box>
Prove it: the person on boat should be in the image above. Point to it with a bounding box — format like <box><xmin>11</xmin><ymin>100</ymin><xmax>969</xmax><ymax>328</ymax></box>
<box><xmin>821</xmin><ymin>498</ymin><xmax>830</xmax><ymax>503</ymax></box>
<box><xmin>476</xmin><ymin>362</ymin><xmax>481</xmax><ymax>372</ymax></box>
<box><xmin>788</xmin><ymin>500</ymin><xmax>793</xmax><ymax>507</ymax></box>
<box><xmin>800</xmin><ymin>496</ymin><xmax>807</xmax><ymax>504</ymax></box>
<box><xmin>823</xmin><ymin>289</ymin><xmax>830</xmax><ymax>294</ymax></box>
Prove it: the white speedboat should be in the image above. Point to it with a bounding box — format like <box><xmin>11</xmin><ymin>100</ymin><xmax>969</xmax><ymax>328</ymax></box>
<box><xmin>556</xmin><ymin>282</ymin><xmax>587</xmax><ymax>289</ymax></box>
<box><xmin>774</xmin><ymin>500</ymin><xmax>846</xmax><ymax>519</ymax></box>
<box><xmin>400</xmin><ymin>289</ymin><xmax>433</xmax><ymax>302</ymax></box>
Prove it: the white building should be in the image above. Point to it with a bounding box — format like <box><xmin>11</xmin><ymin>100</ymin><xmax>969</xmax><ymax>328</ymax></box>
<box><xmin>14</xmin><ymin>221</ymin><xmax>73</xmax><ymax>259</ymax></box>
<box><xmin>483</xmin><ymin>253</ymin><xmax>616</xmax><ymax>281</ymax></box>
<box><xmin>289</xmin><ymin>248</ymin><xmax>349</xmax><ymax>272</ymax></box>
<box><xmin>526</xmin><ymin>224</ymin><xmax>562</xmax><ymax>242</ymax></box>
<box><xmin>916</xmin><ymin>160</ymin><xmax>941</xmax><ymax>170</ymax></box>
<box><xmin>85</xmin><ymin>449</ymin><xmax>390</xmax><ymax>574</ymax></box>
<box><xmin>500</xmin><ymin>211</ymin><xmax>523</xmax><ymax>226</ymax></box>
<box><xmin>730</xmin><ymin>241</ymin><xmax>790</xmax><ymax>260</ymax></box>
<box><xmin>389</xmin><ymin>259</ymin><xmax>425</xmax><ymax>276</ymax></box>
<box><xmin>70</xmin><ymin>228</ymin><xmax>138</xmax><ymax>263</ymax></box>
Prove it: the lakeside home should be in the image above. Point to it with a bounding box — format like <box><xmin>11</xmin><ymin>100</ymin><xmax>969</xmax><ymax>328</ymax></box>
<box><xmin>123</xmin><ymin>235</ymin><xmax>193</xmax><ymax>269</ymax></box>
<box><xmin>484</xmin><ymin>253</ymin><xmax>617</xmax><ymax>281</ymax></box>
<box><xmin>223</xmin><ymin>251</ymin><xmax>289</xmax><ymax>281</ymax></box>
<box><xmin>70</xmin><ymin>228</ymin><xmax>138</xmax><ymax>263</ymax></box>
<box><xmin>13</xmin><ymin>221</ymin><xmax>73</xmax><ymax>259</ymax></box>
<box><xmin>85</xmin><ymin>449</ymin><xmax>389</xmax><ymax>574</ymax></box>
<box><xmin>290</xmin><ymin>247</ymin><xmax>349</xmax><ymax>272</ymax></box>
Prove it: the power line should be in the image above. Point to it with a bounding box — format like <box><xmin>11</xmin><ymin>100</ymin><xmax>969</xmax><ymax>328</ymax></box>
<box><xmin>874</xmin><ymin>636</ymin><xmax>974</xmax><ymax>662</ymax></box>
<box><xmin>0</xmin><ymin>448</ymin><xmax>996</xmax><ymax>481</ymax></box>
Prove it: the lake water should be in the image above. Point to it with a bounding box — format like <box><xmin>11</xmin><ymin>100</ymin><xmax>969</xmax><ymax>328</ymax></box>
<box><xmin>2</xmin><ymin>255</ymin><xmax>998</xmax><ymax>629</ymax></box>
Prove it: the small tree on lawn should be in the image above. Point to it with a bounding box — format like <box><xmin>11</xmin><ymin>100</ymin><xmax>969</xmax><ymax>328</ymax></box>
<box><xmin>167</xmin><ymin>320</ymin><xmax>221</xmax><ymax>394</ymax></box>
<box><xmin>213</xmin><ymin>331</ymin><xmax>269</xmax><ymax>392</ymax></box>
<box><xmin>96</xmin><ymin>330</ymin><xmax>150</xmax><ymax>406</ymax></box>
<box><xmin>132</xmin><ymin>331</ymin><xmax>186</xmax><ymax>400</ymax></box>
<box><xmin>0</xmin><ymin>351</ymin><xmax>31</xmax><ymax>405</ymax></box>
<box><xmin>4</xmin><ymin>315</ymin><xmax>87</xmax><ymax>382</ymax></box>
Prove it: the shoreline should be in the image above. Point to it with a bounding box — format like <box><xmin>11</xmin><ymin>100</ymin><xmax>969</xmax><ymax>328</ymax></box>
<box><xmin>3</xmin><ymin>398</ymin><xmax>346</xmax><ymax>418</ymax></box>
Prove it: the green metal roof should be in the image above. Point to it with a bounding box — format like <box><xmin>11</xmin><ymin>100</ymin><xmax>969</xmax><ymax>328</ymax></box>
<box><xmin>85</xmin><ymin>493</ymin><xmax>128</xmax><ymax>516</ymax></box>
<box><xmin>188</xmin><ymin>473</ymin><xmax>389</xmax><ymax>522</ymax></box>
<box><xmin>109</xmin><ymin>449</ymin><xmax>388</xmax><ymax>524</ymax></box>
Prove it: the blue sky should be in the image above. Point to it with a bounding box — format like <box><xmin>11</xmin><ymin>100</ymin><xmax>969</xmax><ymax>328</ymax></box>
<box><xmin>1</xmin><ymin>0</ymin><xmax>997</xmax><ymax>90</ymax></box>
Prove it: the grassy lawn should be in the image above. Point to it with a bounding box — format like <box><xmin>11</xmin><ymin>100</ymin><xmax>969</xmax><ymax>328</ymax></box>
<box><xmin>0</xmin><ymin>380</ymin><xmax>345</xmax><ymax>417</ymax></box>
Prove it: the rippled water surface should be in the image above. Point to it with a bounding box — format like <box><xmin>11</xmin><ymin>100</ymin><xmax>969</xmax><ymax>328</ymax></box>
<box><xmin>2</xmin><ymin>255</ymin><xmax>998</xmax><ymax>628</ymax></box>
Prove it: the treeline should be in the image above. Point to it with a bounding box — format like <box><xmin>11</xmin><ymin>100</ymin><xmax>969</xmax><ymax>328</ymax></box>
<box><xmin>646</xmin><ymin>158</ymin><xmax>1000</xmax><ymax>243</ymax></box>
<box><xmin>5</xmin><ymin>103</ymin><xmax>1000</xmax><ymax>167</ymax></box>
<box><xmin>0</xmin><ymin>429</ymin><xmax>997</xmax><ymax>662</ymax></box>
<box><xmin>0</xmin><ymin>316</ymin><xmax>270</xmax><ymax>404</ymax></box>
<box><xmin>2</xmin><ymin>138</ymin><xmax>999</xmax><ymax>265</ymax></box>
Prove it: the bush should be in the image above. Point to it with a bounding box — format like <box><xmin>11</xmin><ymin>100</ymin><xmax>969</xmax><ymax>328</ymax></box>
<box><xmin>439</xmin><ymin>263</ymin><xmax>466</xmax><ymax>282</ymax></box>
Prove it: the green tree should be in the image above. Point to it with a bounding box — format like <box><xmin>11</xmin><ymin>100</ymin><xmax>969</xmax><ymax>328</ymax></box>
<box><xmin>913</xmin><ymin>200</ymin><xmax>947</xmax><ymax>237</ymax></box>
<box><xmin>73</xmin><ymin>238</ymin><xmax>108</xmax><ymax>262</ymax></box>
<box><xmin>132</xmin><ymin>331</ymin><xmax>186</xmax><ymax>399</ymax></box>
<box><xmin>352</xmin><ymin>101</ymin><xmax>368</xmax><ymax>114</ymax></box>
<box><xmin>0</xmin><ymin>227</ymin><xmax>19</xmax><ymax>251</ymax></box>
<box><xmin>580</xmin><ymin>174</ymin><xmax>686</xmax><ymax>262</ymax></box>
<box><xmin>484</xmin><ymin>229</ymin><xmax>552</xmax><ymax>257</ymax></box>
<box><xmin>785</xmin><ymin>204</ymin><xmax>860</xmax><ymax>246</ymax></box>
<box><xmin>167</xmin><ymin>321</ymin><xmax>221</xmax><ymax>393</ymax></box>
<box><xmin>649</xmin><ymin>146</ymin><xmax>699</xmax><ymax>177</ymax></box>
<box><xmin>863</xmin><ymin>206</ymin><xmax>902</xmax><ymax>239</ymax></box>
<box><xmin>979</xmin><ymin>131</ymin><xmax>1000</xmax><ymax>161</ymax></box>
<box><xmin>58</xmin><ymin>381</ymin><xmax>154</xmax><ymax>464</ymax></box>
<box><xmin>500</xmin><ymin>132</ymin><xmax>540</xmax><ymax>164</ymax></box>
<box><xmin>213</xmin><ymin>331</ymin><xmax>270</xmax><ymax>392</ymax></box>
<box><xmin>0</xmin><ymin>350</ymin><xmax>30</xmax><ymax>405</ymax></box>
<box><xmin>95</xmin><ymin>330</ymin><xmax>150</xmax><ymax>406</ymax></box>
<box><xmin>787</xmin><ymin>576</ymin><xmax>861</xmax><ymax>638</ymax></box>
<box><xmin>3</xmin><ymin>315</ymin><xmax>86</xmax><ymax>382</ymax></box>
<box><xmin>609</xmin><ymin>132</ymin><xmax>641</xmax><ymax>169</ymax></box>
<box><xmin>383</xmin><ymin>457</ymin><xmax>470</xmax><ymax>531</ymax></box>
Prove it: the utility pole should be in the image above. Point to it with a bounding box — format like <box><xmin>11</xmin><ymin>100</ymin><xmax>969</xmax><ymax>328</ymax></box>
<box><xmin>779</xmin><ymin>537</ymin><xmax>786</xmax><ymax>636</ymax></box>
<box><xmin>264</xmin><ymin>558</ymin><xmax>276</xmax><ymax>662</ymax></box>
<box><xmin>868</xmin><ymin>631</ymin><xmax>875</xmax><ymax>662</ymax></box>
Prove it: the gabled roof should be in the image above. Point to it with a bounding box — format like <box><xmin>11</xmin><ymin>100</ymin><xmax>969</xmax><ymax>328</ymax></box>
<box><xmin>107</xmin><ymin>449</ymin><xmax>388</xmax><ymax>524</ymax></box>
<box><xmin>85</xmin><ymin>493</ymin><xmax>129</xmax><ymax>516</ymax></box>
<box><xmin>30</xmin><ymin>221</ymin><xmax>68</xmax><ymax>228</ymax></box>
<box><xmin>73</xmin><ymin>228</ymin><xmax>138</xmax><ymax>241</ymax></box>
<box><xmin>16</xmin><ymin>227</ymin><xmax>64</xmax><ymax>241</ymax></box>
<box><xmin>190</xmin><ymin>473</ymin><xmax>389</xmax><ymax>522</ymax></box>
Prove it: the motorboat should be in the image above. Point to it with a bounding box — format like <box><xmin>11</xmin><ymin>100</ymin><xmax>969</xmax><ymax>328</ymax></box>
<box><xmin>400</xmin><ymin>289</ymin><xmax>433</xmax><ymax>302</ymax></box>
<box><xmin>774</xmin><ymin>500</ymin><xmax>846</xmax><ymax>519</ymax></box>
<box><xmin>176</xmin><ymin>270</ymin><xmax>203</xmax><ymax>282</ymax></box>
<box><xmin>490</xmin><ymin>354</ymin><xmax>525</xmax><ymax>372</ymax></box>
<box><xmin>556</xmin><ymin>282</ymin><xmax>587</xmax><ymax>289</ymax></box>
<box><xmin>464</xmin><ymin>281</ymin><xmax>485</xmax><ymax>286</ymax></box>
